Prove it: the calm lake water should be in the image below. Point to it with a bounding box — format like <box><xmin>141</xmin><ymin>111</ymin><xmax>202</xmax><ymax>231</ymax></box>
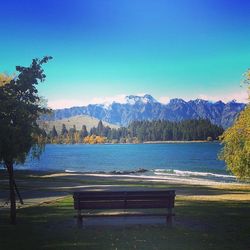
<box><xmin>17</xmin><ymin>143</ymin><xmax>234</xmax><ymax>182</ymax></box>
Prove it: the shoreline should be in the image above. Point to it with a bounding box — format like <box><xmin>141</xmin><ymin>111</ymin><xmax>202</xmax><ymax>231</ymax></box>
<box><xmin>1</xmin><ymin>169</ymin><xmax>246</xmax><ymax>186</ymax></box>
<box><xmin>1</xmin><ymin>165</ymin><xmax>239</xmax><ymax>184</ymax></box>
<box><xmin>143</xmin><ymin>140</ymin><xmax>218</xmax><ymax>144</ymax></box>
<box><xmin>44</xmin><ymin>140</ymin><xmax>218</xmax><ymax>145</ymax></box>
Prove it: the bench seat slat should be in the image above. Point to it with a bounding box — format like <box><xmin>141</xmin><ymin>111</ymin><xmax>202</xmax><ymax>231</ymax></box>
<box><xmin>74</xmin><ymin>191</ymin><xmax>175</xmax><ymax>195</ymax></box>
<box><xmin>74</xmin><ymin>195</ymin><xmax>174</xmax><ymax>201</ymax></box>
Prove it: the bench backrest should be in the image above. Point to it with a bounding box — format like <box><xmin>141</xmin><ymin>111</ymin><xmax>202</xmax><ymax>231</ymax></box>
<box><xmin>73</xmin><ymin>190</ymin><xmax>175</xmax><ymax>210</ymax></box>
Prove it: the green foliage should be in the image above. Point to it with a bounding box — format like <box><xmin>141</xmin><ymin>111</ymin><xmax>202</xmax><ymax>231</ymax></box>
<box><xmin>0</xmin><ymin>57</ymin><xmax>52</xmax><ymax>224</ymax></box>
<box><xmin>219</xmin><ymin>105</ymin><xmax>250</xmax><ymax>179</ymax></box>
<box><xmin>0</xmin><ymin>56</ymin><xmax>52</xmax><ymax>165</ymax></box>
<box><xmin>220</xmin><ymin>70</ymin><xmax>250</xmax><ymax>179</ymax></box>
<box><xmin>125</xmin><ymin>119</ymin><xmax>223</xmax><ymax>142</ymax></box>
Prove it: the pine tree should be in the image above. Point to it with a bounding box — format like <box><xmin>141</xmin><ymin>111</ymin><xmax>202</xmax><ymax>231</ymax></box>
<box><xmin>61</xmin><ymin>124</ymin><xmax>68</xmax><ymax>137</ymax></box>
<box><xmin>50</xmin><ymin>125</ymin><xmax>58</xmax><ymax>138</ymax></box>
<box><xmin>97</xmin><ymin>120</ymin><xmax>104</xmax><ymax>136</ymax></box>
<box><xmin>80</xmin><ymin>125</ymin><xmax>88</xmax><ymax>141</ymax></box>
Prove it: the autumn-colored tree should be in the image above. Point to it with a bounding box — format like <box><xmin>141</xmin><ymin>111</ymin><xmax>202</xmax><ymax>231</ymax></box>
<box><xmin>0</xmin><ymin>73</ymin><xmax>13</xmax><ymax>87</ymax></box>
<box><xmin>95</xmin><ymin>135</ymin><xmax>106</xmax><ymax>143</ymax></box>
<box><xmin>83</xmin><ymin>135</ymin><xmax>106</xmax><ymax>144</ymax></box>
<box><xmin>219</xmin><ymin>70</ymin><xmax>250</xmax><ymax>179</ymax></box>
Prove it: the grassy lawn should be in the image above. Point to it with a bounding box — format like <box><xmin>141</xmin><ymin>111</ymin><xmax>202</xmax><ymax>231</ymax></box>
<box><xmin>1</xmin><ymin>172</ymin><xmax>250</xmax><ymax>249</ymax></box>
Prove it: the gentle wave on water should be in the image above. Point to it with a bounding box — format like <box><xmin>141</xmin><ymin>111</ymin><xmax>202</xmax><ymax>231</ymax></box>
<box><xmin>63</xmin><ymin>168</ymin><xmax>236</xmax><ymax>183</ymax></box>
<box><xmin>65</xmin><ymin>169</ymin><xmax>77</xmax><ymax>173</ymax></box>
<box><xmin>154</xmin><ymin>169</ymin><xmax>235</xmax><ymax>181</ymax></box>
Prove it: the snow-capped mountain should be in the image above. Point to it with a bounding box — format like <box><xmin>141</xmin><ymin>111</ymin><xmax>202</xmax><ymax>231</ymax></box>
<box><xmin>42</xmin><ymin>94</ymin><xmax>246</xmax><ymax>128</ymax></box>
<box><xmin>124</xmin><ymin>94</ymin><xmax>158</xmax><ymax>105</ymax></box>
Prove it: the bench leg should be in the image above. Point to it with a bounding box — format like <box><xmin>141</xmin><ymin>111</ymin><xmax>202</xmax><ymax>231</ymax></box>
<box><xmin>166</xmin><ymin>208</ymin><xmax>173</xmax><ymax>226</ymax></box>
<box><xmin>77</xmin><ymin>209</ymin><xmax>83</xmax><ymax>228</ymax></box>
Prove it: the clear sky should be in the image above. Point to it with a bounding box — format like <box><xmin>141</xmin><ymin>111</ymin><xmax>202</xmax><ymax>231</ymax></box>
<box><xmin>0</xmin><ymin>0</ymin><xmax>250</xmax><ymax>108</ymax></box>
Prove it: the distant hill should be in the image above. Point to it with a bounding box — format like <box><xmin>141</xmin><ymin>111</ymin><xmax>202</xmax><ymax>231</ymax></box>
<box><xmin>41</xmin><ymin>94</ymin><xmax>246</xmax><ymax>128</ymax></box>
<box><xmin>38</xmin><ymin>115</ymin><xmax>119</xmax><ymax>133</ymax></box>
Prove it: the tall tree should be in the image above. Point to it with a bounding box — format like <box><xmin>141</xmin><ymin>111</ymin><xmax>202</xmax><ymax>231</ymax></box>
<box><xmin>50</xmin><ymin>125</ymin><xmax>58</xmax><ymax>138</ymax></box>
<box><xmin>0</xmin><ymin>56</ymin><xmax>52</xmax><ymax>224</ymax></box>
<box><xmin>97</xmin><ymin>120</ymin><xmax>104</xmax><ymax>136</ymax></box>
<box><xmin>80</xmin><ymin>125</ymin><xmax>88</xmax><ymax>140</ymax></box>
<box><xmin>220</xmin><ymin>70</ymin><xmax>250</xmax><ymax>179</ymax></box>
<box><xmin>69</xmin><ymin>125</ymin><xmax>77</xmax><ymax>144</ymax></box>
<box><xmin>61</xmin><ymin>123</ymin><xmax>68</xmax><ymax>137</ymax></box>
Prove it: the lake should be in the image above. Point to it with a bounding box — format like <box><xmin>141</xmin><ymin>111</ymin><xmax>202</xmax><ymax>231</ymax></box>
<box><xmin>17</xmin><ymin>143</ymin><xmax>235</xmax><ymax>182</ymax></box>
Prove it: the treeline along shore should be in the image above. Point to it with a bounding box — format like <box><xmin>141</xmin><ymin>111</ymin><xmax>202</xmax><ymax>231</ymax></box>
<box><xmin>39</xmin><ymin>119</ymin><xmax>224</xmax><ymax>144</ymax></box>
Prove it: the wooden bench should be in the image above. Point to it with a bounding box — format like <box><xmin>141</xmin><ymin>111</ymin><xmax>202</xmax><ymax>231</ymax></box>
<box><xmin>73</xmin><ymin>190</ymin><xmax>175</xmax><ymax>226</ymax></box>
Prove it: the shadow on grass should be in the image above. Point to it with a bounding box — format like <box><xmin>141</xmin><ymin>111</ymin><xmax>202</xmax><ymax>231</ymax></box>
<box><xmin>1</xmin><ymin>195</ymin><xmax>250</xmax><ymax>250</ymax></box>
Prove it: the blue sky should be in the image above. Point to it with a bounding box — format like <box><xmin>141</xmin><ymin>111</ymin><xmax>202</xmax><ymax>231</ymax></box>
<box><xmin>0</xmin><ymin>0</ymin><xmax>250</xmax><ymax>108</ymax></box>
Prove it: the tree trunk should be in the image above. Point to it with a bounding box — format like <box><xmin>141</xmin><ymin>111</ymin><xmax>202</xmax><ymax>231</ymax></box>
<box><xmin>6</xmin><ymin>162</ymin><xmax>16</xmax><ymax>225</ymax></box>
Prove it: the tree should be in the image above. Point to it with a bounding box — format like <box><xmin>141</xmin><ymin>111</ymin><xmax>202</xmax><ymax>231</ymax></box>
<box><xmin>61</xmin><ymin>123</ymin><xmax>68</xmax><ymax>137</ymax></box>
<box><xmin>0</xmin><ymin>56</ymin><xmax>52</xmax><ymax>224</ymax></box>
<box><xmin>219</xmin><ymin>70</ymin><xmax>250</xmax><ymax>179</ymax></box>
<box><xmin>80</xmin><ymin>125</ymin><xmax>88</xmax><ymax>142</ymax></box>
<box><xmin>97</xmin><ymin>120</ymin><xmax>104</xmax><ymax>136</ymax></box>
<box><xmin>69</xmin><ymin>125</ymin><xmax>77</xmax><ymax>143</ymax></box>
<box><xmin>50</xmin><ymin>125</ymin><xmax>58</xmax><ymax>138</ymax></box>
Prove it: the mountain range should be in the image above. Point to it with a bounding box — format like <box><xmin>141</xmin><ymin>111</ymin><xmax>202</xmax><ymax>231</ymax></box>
<box><xmin>42</xmin><ymin>94</ymin><xmax>246</xmax><ymax>128</ymax></box>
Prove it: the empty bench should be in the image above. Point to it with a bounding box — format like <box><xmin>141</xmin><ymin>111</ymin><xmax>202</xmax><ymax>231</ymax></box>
<box><xmin>73</xmin><ymin>190</ymin><xmax>175</xmax><ymax>225</ymax></box>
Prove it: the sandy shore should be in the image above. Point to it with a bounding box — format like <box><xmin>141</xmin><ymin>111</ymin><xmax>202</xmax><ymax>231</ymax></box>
<box><xmin>38</xmin><ymin>171</ymin><xmax>237</xmax><ymax>186</ymax></box>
